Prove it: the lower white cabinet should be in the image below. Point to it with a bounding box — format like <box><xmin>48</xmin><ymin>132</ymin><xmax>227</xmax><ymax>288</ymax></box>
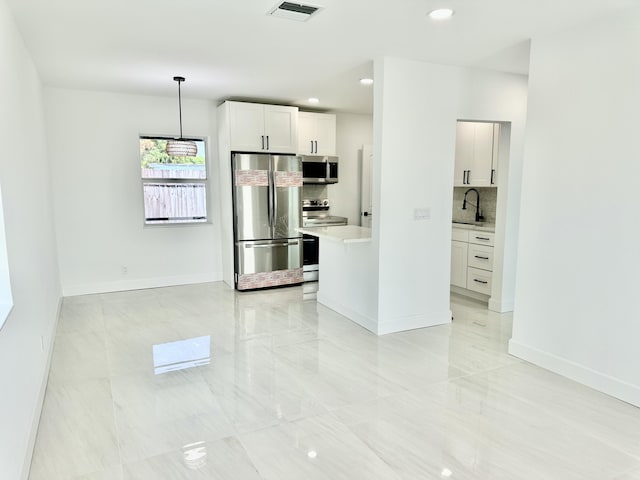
<box><xmin>451</xmin><ymin>227</ymin><xmax>494</xmax><ymax>296</ymax></box>
<box><xmin>467</xmin><ymin>243</ymin><xmax>494</xmax><ymax>270</ymax></box>
<box><xmin>450</xmin><ymin>240</ymin><xmax>468</xmax><ymax>288</ymax></box>
<box><xmin>467</xmin><ymin>267</ymin><xmax>492</xmax><ymax>295</ymax></box>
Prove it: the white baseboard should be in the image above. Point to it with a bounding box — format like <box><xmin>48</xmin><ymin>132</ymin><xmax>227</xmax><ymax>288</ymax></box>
<box><xmin>450</xmin><ymin>285</ymin><xmax>489</xmax><ymax>303</ymax></box>
<box><xmin>377</xmin><ymin>310</ymin><xmax>452</xmax><ymax>335</ymax></box>
<box><xmin>21</xmin><ymin>296</ymin><xmax>63</xmax><ymax>480</ymax></box>
<box><xmin>317</xmin><ymin>291</ymin><xmax>452</xmax><ymax>335</ymax></box>
<box><xmin>488</xmin><ymin>297</ymin><xmax>514</xmax><ymax>313</ymax></box>
<box><xmin>509</xmin><ymin>340</ymin><xmax>640</xmax><ymax>408</ymax></box>
<box><xmin>317</xmin><ymin>291</ymin><xmax>379</xmax><ymax>334</ymax></box>
<box><xmin>62</xmin><ymin>272</ymin><xmax>223</xmax><ymax>297</ymax></box>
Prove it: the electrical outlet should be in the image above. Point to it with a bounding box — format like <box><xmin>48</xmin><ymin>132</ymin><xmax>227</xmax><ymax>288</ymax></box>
<box><xmin>122</xmin><ymin>266</ymin><xmax>128</xmax><ymax>275</ymax></box>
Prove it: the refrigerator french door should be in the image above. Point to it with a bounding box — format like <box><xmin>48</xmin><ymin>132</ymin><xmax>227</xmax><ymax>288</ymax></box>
<box><xmin>232</xmin><ymin>153</ymin><xmax>303</xmax><ymax>290</ymax></box>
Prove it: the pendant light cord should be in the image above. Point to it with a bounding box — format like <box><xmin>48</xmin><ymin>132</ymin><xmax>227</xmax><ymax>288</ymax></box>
<box><xmin>174</xmin><ymin>76</ymin><xmax>186</xmax><ymax>139</ymax></box>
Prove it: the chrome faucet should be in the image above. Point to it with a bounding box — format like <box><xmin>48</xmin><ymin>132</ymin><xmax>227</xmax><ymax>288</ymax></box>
<box><xmin>462</xmin><ymin>188</ymin><xmax>483</xmax><ymax>222</ymax></box>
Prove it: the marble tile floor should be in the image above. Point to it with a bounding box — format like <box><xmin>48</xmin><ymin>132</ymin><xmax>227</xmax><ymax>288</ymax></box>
<box><xmin>28</xmin><ymin>283</ymin><xmax>640</xmax><ymax>479</ymax></box>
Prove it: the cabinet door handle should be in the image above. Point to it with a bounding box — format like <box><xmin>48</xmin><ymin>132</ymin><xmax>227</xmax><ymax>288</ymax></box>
<box><xmin>463</xmin><ymin>170</ymin><xmax>468</xmax><ymax>184</ymax></box>
<box><xmin>261</xmin><ymin>135</ymin><xmax>265</xmax><ymax>150</ymax></box>
<box><xmin>475</xmin><ymin>236</ymin><xmax>490</xmax><ymax>241</ymax></box>
<box><xmin>474</xmin><ymin>255</ymin><xmax>489</xmax><ymax>260</ymax></box>
<box><xmin>310</xmin><ymin>140</ymin><xmax>314</xmax><ymax>153</ymax></box>
<box><xmin>491</xmin><ymin>169</ymin><xmax>495</xmax><ymax>185</ymax></box>
<box><xmin>266</xmin><ymin>136</ymin><xmax>269</xmax><ymax>150</ymax></box>
<box><xmin>473</xmin><ymin>279</ymin><xmax>488</xmax><ymax>284</ymax></box>
<box><xmin>466</xmin><ymin>170</ymin><xmax>471</xmax><ymax>184</ymax></box>
<box><xmin>315</xmin><ymin>140</ymin><xmax>318</xmax><ymax>153</ymax></box>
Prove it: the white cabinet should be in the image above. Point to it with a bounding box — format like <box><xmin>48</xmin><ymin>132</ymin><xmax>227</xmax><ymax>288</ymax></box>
<box><xmin>228</xmin><ymin>101</ymin><xmax>298</xmax><ymax>153</ymax></box>
<box><xmin>454</xmin><ymin>121</ymin><xmax>500</xmax><ymax>187</ymax></box>
<box><xmin>297</xmin><ymin>112</ymin><xmax>336</xmax><ymax>155</ymax></box>
<box><xmin>451</xmin><ymin>240</ymin><xmax>468</xmax><ymax>288</ymax></box>
<box><xmin>451</xmin><ymin>228</ymin><xmax>469</xmax><ymax>288</ymax></box>
<box><xmin>467</xmin><ymin>267</ymin><xmax>492</xmax><ymax>295</ymax></box>
<box><xmin>467</xmin><ymin>243</ymin><xmax>494</xmax><ymax>270</ymax></box>
<box><xmin>451</xmin><ymin>227</ymin><xmax>495</xmax><ymax>296</ymax></box>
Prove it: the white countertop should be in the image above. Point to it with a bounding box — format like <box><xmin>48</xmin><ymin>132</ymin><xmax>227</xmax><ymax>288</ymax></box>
<box><xmin>452</xmin><ymin>222</ymin><xmax>495</xmax><ymax>233</ymax></box>
<box><xmin>298</xmin><ymin>225</ymin><xmax>372</xmax><ymax>243</ymax></box>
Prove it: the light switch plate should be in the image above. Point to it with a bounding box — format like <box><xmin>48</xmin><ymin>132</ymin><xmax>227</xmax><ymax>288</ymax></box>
<box><xmin>414</xmin><ymin>207</ymin><xmax>431</xmax><ymax>220</ymax></box>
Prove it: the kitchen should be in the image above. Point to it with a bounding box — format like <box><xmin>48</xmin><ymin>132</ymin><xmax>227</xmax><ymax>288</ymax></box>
<box><xmin>216</xmin><ymin>101</ymin><xmax>374</xmax><ymax>293</ymax></box>
<box><xmin>216</xmin><ymin>99</ymin><xmax>516</xmax><ymax>336</ymax></box>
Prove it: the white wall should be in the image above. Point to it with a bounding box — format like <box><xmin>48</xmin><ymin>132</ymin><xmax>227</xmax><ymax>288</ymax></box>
<box><xmin>375</xmin><ymin>58</ymin><xmax>461</xmax><ymax>331</ymax></box>
<box><xmin>329</xmin><ymin>113</ymin><xmax>373</xmax><ymax>225</ymax></box>
<box><xmin>510</xmin><ymin>8</ymin><xmax>640</xmax><ymax>406</ymax></box>
<box><xmin>0</xmin><ymin>1</ymin><xmax>62</xmax><ymax>478</ymax></box>
<box><xmin>45</xmin><ymin>89</ymin><xmax>223</xmax><ymax>296</ymax></box>
<box><xmin>458</xmin><ymin>70</ymin><xmax>529</xmax><ymax>313</ymax></box>
<box><xmin>372</xmin><ymin>57</ymin><xmax>527</xmax><ymax>333</ymax></box>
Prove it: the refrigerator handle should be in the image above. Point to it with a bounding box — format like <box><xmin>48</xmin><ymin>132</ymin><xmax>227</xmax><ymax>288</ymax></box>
<box><xmin>272</xmin><ymin>170</ymin><xmax>278</xmax><ymax>233</ymax></box>
<box><xmin>245</xmin><ymin>241</ymin><xmax>299</xmax><ymax>248</ymax></box>
<box><xmin>268</xmin><ymin>171</ymin><xmax>274</xmax><ymax>228</ymax></box>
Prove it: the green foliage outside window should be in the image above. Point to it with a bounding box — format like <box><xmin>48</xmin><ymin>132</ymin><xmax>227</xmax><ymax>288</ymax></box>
<box><xmin>140</xmin><ymin>138</ymin><xmax>205</xmax><ymax>168</ymax></box>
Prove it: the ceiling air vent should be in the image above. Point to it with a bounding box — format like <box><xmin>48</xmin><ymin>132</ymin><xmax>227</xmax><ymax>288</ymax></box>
<box><xmin>267</xmin><ymin>2</ymin><xmax>323</xmax><ymax>22</ymax></box>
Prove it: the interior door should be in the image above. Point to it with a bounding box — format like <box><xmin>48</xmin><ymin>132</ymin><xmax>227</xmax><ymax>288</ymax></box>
<box><xmin>233</xmin><ymin>153</ymin><xmax>272</xmax><ymax>241</ymax></box>
<box><xmin>272</xmin><ymin>155</ymin><xmax>302</xmax><ymax>239</ymax></box>
<box><xmin>360</xmin><ymin>144</ymin><xmax>373</xmax><ymax>228</ymax></box>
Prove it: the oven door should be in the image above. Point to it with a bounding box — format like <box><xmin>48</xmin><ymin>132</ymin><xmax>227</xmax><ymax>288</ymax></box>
<box><xmin>302</xmin><ymin>234</ymin><xmax>319</xmax><ymax>282</ymax></box>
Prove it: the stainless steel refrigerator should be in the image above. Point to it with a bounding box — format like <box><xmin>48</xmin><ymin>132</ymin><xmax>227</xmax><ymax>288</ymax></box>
<box><xmin>232</xmin><ymin>153</ymin><xmax>303</xmax><ymax>290</ymax></box>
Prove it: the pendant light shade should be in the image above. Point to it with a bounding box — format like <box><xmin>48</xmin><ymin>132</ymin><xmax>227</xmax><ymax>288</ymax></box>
<box><xmin>166</xmin><ymin>139</ymin><xmax>197</xmax><ymax>156</ymax></box>
<box><xmin>166</xmin><ymin>76</ymin><xmax>197</xmax><ymax>157</ymax></box>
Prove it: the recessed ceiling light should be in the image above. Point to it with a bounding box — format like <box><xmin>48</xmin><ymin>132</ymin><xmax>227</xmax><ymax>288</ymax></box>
<box><xmin>360</xmin><ymin>78</ymin><xmax>374</xmax><ymax>86</ymax></box>
<box><xmin>428</xmin><ymin>8</ymin><xmax>454</xmax><ymax>20</ymax></box>
<box><xmin>308</xmin><ymin>97</ymin><xmax>319</xmax><ymax>104</ymax></box>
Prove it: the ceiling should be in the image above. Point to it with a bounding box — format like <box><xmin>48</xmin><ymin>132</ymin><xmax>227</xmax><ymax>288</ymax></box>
<box><xmin>5</xmin><ymin>0</ymin><xmax>636</xmax><ymax>114</ymax></box>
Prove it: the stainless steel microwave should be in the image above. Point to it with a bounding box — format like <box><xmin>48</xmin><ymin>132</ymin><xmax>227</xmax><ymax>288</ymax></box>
<box><xmin>301</xmin><ymin>155</ymin><xmax>338</xmax><ymax>184</ymax></box>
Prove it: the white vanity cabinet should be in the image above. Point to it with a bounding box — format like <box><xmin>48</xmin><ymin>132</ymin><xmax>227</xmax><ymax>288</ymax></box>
<box><xmin>454</xmin><ymin>121</ymin><xmax>500</xmax><ymax>187</ymax></box>
<box><xmin>297</xmin><ymin>112</ymin><xmax>336</xmax><ymax>155</ymax></box>
<box><xmin>227</xmin><ymin>101</ymin><xmax>298</xmax><ymax>153</ymax></box>
<box><xmin>451</xmin><ymin>227</ymin><xmax>495</xmax><ymax>296</ymax></box>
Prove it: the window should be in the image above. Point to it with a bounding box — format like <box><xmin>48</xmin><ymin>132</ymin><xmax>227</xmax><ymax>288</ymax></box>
<box><xmin>140</xmin><ymin>136</ymin><xmax>208</xmax><ymax>225</ymax></box>
<box><xmin>0</xmin><ymin>185</ymin><xmax>13</xmax><ymax>329</ymax></box>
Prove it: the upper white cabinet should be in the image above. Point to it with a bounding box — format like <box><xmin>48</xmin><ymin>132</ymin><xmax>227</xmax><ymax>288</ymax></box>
<box><xmin>228</xmin><ymin>101</ymin><xmax>298</xmax><ymax>153</ymax></box>
<box><xmin>297</xmin><ymin>112</ymin><xmax>336</xmax><ymax>155</ymax></box>
<box><xmin>454</xmin><ymin>121</ymin><xmax>500</xmax><ymax>187</ymax></box>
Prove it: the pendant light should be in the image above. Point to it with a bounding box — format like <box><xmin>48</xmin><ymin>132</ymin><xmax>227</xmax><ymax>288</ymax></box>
<box><xmin>166</xmin><ymin>76</ymin><xmax>197</xmax><ymax>157</ymax></box>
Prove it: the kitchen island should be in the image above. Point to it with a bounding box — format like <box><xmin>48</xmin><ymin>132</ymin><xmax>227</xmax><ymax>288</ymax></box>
<box><xmin>298</xmin><ymin>225</ymin><xmax>372</xmax><ymax>244</ymax></box>
<box><xmin>297</xmin><ymin>226</ymin><xmax>380</xmax><ymax>332</ymax></box>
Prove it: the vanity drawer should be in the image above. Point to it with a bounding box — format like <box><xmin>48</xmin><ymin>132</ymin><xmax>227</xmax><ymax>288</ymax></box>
<box><xmin>467</xmin><ymin>244</ymin><xmax>494</xmax><ymax>271</ymax></box>
<box><xmin>467</xmin><ymin>267</ymin><xmax>492</xmax><ymax>295</ymax></box>
<box><xmin>468</xmin><ymin>231</ymin><xmax>494</xmax><ymax>246</ymax></box>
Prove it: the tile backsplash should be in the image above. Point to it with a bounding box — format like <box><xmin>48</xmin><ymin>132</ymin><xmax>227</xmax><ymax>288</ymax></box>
<box><xmin>303</xmin><ymin>184</ymin><xmax>327</xmax><ymax>199</ymax></box>
<box><xmin>452</xmin><ymin>187</ymin><xmax>497</xmax><ymax>224</ymax></box>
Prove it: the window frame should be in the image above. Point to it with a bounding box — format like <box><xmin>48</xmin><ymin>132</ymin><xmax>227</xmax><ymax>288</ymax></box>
<box><xmin>139</xmin><ymin>135</ymin><xmax>210</xmax><ymax>227</ymax></box>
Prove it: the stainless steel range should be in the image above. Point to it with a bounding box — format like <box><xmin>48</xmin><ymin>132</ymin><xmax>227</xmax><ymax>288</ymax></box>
<box><xmin>302</xmin><ymin>199</ymin><xmax>347</xmax><ymax>282</ymax></box>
